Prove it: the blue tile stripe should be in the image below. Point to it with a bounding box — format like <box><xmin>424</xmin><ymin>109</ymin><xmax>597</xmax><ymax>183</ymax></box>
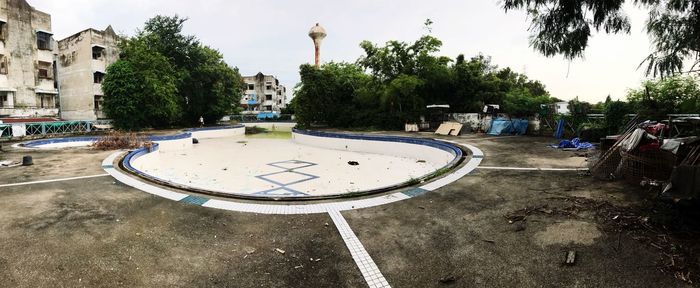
<box><xmin>180</xmin><ymin>195</ymin><xmax>209</xmax><ymax>206</ymax></box>
<box><xmin>402</xmin><ymin>187</ymin><xmax>429</xmax><ymax>197</ymax></box>
<box><xmin>293</xmin><ymin>129</ymin><xmax>463</xmax><ymax>168</ymax></box>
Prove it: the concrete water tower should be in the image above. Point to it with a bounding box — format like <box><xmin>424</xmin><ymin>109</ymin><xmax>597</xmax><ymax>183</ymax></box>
<box><xmin>308</xmin><ymin>23</ymin><xmax>326</xmax><ymax>68</ymax></box>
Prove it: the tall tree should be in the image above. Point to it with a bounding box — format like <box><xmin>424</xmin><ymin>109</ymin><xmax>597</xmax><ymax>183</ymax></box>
<box><xmin>136</xmin><ymin>15</ymin><xmax>243</xmax><ymax>125</ymax></box>
<box><xmin>503</xmin><ymin>0</ymin><xmax>700</xmax><ymax>77</ymax></box>
<box><xmin>102</xmin><ymin>39</ymin><xmax>180</xmax><ymax>130</ymax></box>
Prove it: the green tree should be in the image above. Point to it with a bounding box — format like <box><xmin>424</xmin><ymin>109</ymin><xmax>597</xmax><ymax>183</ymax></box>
<box><xmin>293</xmin><ymin>62</ymin><xmax>373</xmax><ymax>128</ymax></box>
<box><xmin>603</xmin><ymin>100</ymin><xmax>631</xmax><ymax>134</ymax></box>
<box><xmin>179</xmin><ymin>45</ymin><xmax>244</xmax><ymax>123</ymax></box>
<box><xmin>102</xmin><ymin>39</ymin><xmax>180</xmax><ymax>130</ymax></box>
<box><xmin>503</xmin><ymin>0</ymin><xmax>700</xmax><ymax>77</ymax></box>
<box><xmin>627</xmin><ymin>75</ymin><xmax>700</xmax><ymax>119</ymax></box>
<box><xmin>296</xmin><ymin>26</ymin><xmax>555</xmax><ymax>130</ymax></box>
<box><xmin>118</xmin><ymin>15</ymin><xmax>244</xmax><ymax>126</ymax></box>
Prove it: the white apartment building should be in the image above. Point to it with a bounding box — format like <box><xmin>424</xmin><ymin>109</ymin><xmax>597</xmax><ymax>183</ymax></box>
<box><xmin>241</xmin><ymin>72</ymin><xmax>286</xmax><ymax>114</ymax></box>
<box><xmin>0</xmin><ymin>0</ymin><xmax>59</xmax><ymax>118</ymax></box>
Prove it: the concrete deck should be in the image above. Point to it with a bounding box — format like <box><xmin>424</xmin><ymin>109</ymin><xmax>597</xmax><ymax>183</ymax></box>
<box><xmin>0</xmin><ymin>132</ymin><xmax>691</xmax><ymax>287</ymax></box>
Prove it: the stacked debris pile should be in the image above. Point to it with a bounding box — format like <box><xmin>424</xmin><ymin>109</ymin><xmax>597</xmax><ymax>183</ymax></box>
<box><xmin>591</xmin><ymin>121</ymin><xmax>673</xmax><ymax>181</ymax></box>
<box><xmin>591</xmin><ymin>116</ymin><xmax>700</xmax><ymax>199</ymax></box>
<box><xmin>92</xmin><ymin>132</ymin><xmax>150</xmax><ymax>150</ymax></box>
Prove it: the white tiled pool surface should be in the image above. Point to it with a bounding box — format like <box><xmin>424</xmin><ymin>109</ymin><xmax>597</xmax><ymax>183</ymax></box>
<box><xmin>130</xmin><ymin>137</ymin><xmax>449</xmax><ymax>197</ymax></box>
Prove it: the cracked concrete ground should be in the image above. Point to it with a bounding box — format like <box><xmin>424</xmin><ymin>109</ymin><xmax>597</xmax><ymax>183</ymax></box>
<box><xmin>0</xmin><ymin>133</ymin><xmax>693</xmax><ymax>287</ymax></box>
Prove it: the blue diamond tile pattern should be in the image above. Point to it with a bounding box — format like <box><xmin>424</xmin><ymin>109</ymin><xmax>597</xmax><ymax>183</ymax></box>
<box><xmin>253</xmin><ymin>160</ymin><xmax>319</xmax><ymax>196</ymax></box>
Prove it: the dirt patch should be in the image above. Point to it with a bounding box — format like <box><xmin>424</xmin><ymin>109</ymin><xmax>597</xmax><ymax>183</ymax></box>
<box><xmin>16</xmin><ymin>202</ymin><xmax>115</xmax><ymax>230</ymax></box>
<box><xmin>534</xmin><ymin>220</ymin><xmax>601</xmax><ymax>246</ymax></box>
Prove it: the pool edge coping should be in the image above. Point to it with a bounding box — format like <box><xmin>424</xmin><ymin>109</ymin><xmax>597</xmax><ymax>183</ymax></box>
<box><xmin>121</xmin><ymin>130</ymin><xmax>465</xmax><ymax>201</ymax></box>
<box><xmin>102</xmin><ymin>137</ymin><xmax>484</xmax><ymax>215</ymax></box>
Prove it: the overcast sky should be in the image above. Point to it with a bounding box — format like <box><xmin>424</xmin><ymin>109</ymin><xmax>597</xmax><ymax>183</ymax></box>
<box><xmin>31</xmin><ymin>0</ymin><xmax>653</xmax><ymax>103</ymax></box>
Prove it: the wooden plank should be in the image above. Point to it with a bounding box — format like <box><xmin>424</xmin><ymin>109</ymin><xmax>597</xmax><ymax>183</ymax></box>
<box><xmin>435</xmin><ymin>123</ymin><xmax>452</xmax><ymax>135</ymax></box>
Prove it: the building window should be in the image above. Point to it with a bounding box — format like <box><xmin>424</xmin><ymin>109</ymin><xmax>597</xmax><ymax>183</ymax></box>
<box><xmin>247</xmin><ymin>84</ymin><xmax>254</xmax><ymax>90</ymax></box>
<box><xmin>264</xmin><ymin>105</ymin><xmax>272</xmax><ymax>111</ymax></box>
<box><xmin>0</xmin><ymin>92</ymin><xmax>7</xmax><ymax>108</ymax></box>
<box><xmin>92</xmin><ymin>46</ymin><xmax>105</xmax><ymax>60</ymax></box>
<box><xmin>266</xmin><ymin>85</ymin><xmax>272</xmax><ymax>90</ymax></box>
<box><xmin>265</xmin><ymin>94</ymin><xmax>272</xmax><ymax>101</ymax></box>
<box><xmin>277</xmin><ymin>91</ymin><xmax>281</xmax><ymax>96</ymax></box>
<box><xmin>94</xmin><ymin>95</ymin><xmax>103</xmax><ymax>110</ymax></box>
<box><xmin>278</xmin><ymin>100</ymin><xmax>282</xmax><ymax>104</ymax></box>
<box><xmin>37</xmin><ymin>31</ymin><xmax>52</xmax><ymax>50</ymax></box>
<box><xmin>94</xmin><ymin>72</ymin><xmax>105</xmax><ymax>84</ymax></box>
<box><xmin>0</xmin><ymin>21</ymin><xmax>6</xmax><ymax>41</ymax></box>
<box><xmin>0</xmin><ymin>55</ymin><xmax>7</xmax><ymax>74</ymax></box>
<box><xmin>38</xmin><ymin>61</ymin><xmax>52</xmax><ymax>79</ymax></box>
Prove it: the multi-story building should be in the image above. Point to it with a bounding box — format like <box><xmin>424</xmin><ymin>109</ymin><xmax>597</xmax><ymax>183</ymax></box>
<box><xmin>241</xmin><ymin>72</ymin><xmax>286</xmax><ymax>114</ymax></box>
<box><xmin>57</xmin><ymin>26</ymin><xmax>119</xmax><ymax>120</ymax></box>
<box><xmin>0</xmin><ymin>0</ymin><xmax>59</xmax><ymax>118</ymax></box>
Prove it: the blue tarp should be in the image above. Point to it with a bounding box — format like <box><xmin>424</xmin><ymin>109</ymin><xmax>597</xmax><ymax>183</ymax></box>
<box><xmin>487</xmin><ymin>118</ymin><xmax>529</xmax><ymax>136</ymax></box>
<box><xmin>554</xmin><ymin>119</ymin><xmax>565</xmax><ymax>139</ymax></box>
<box><xmin>556</xmin><ymin>138</ymin><xmax>594</xmax><ymax>150</ymax></box>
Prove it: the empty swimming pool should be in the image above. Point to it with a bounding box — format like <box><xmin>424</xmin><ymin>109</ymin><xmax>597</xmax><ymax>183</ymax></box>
<box><xmin>122</xmin><ymin>129</ymin><xmax>463</xmax><ymax>200</ymax></box>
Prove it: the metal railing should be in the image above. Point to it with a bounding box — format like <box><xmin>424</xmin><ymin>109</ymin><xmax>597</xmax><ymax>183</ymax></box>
<box><xmin>0</xmin><ymin>124</ymin><xmax>10</xmax><ymax>139</ymax></box>
<box><xmin>1</xmin><ymin>119</ymin><xmax>112</xmax><ymax>140</ymax></box>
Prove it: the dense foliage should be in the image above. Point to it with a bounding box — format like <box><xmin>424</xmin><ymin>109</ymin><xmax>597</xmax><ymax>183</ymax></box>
<box><xmin>626</xmin><ymin>75</ymin><xmax>700</xmax><ymax>120</ymax></box>
<box><xmin>503</xmin><ymin>0</ymin><xmax>700</xmax><ymax>77</ymax></box>
<box><xmin>102</xmin><ymin>41</ymin><xmax>179</xmax><ymax>130</ymax></box>
<box><xmin>293</xmin><ymin>35</ymin><xmax>554</xmax><ymax>129</ymax></box>
<box><xmin>103</xmin><ymin>15</ymin><xmax>244</xmax><ymax>130</ymax></box>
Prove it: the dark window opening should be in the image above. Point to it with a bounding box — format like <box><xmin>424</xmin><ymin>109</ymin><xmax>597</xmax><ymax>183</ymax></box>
<box><xmin>0</xmin><ymin>22</ymin><xmax>7</xmax><ymax>41</ymax></box>
<box><xmin>0</xmin><ymin>55</ymin><xmax>7</xmax><ymax>74</ymax></box>
<box><xmin>247</xmin><ymin>84</ymin><xmax>254</xmax><ymax>90</ymax></box>
<box><xmin>93</xmin><ymin>72</ymin><xmax>105</xmax><ymax>84</ymax></box>
<box><xmin>94</xmin><ymin>95</ymin><xmax>103</xmax><ymax>110</ymax></box>
<box><xmin>38</xmin><ymin>61</ymin><xmax>52</xmax><ymax>79</ymax></box>
<box><xmin>37</xmin><ymin>32</ymin><xmax>52</xmax><ymax>50</ymax></box>
<box><xmin>92</xmin><ymin>46</ymin><xmax>105</xmax><ymax>60</ymax></box>
<box><xmin>266</xmin><ymin>85</ymin><xmax>272</xmax><ymax>90</ymax></box>
<box><xmin>265</xmin><ymin>94</ymin><xmax>272</xmax><ymax>101</ymax></box>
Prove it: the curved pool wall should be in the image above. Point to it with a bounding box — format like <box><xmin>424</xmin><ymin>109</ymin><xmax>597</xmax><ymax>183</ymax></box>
<box><xmin>243</xmin><ymin>122</ymin><xmax>296</xmax><ymax>132</ymax></box>
<box><xmin>292</xmin><ymin>129</ymin><xmax>462</xmax><ymax>168</ymax></box>
<box><xmin>18</xmin><ymin>125</ymin><xmax>245</xmax><ymax>149</ymax></box>
<box><xmin>121</xmin><ymin>129</ymin><xmax>464</xmax><ymax>201</ymax></box>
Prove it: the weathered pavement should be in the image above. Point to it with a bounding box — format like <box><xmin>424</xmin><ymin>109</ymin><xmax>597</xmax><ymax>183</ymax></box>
<box><xmin>0</xmin><ymin>134</ymin><xmax>690</xmax><ymax>287</ymax></box>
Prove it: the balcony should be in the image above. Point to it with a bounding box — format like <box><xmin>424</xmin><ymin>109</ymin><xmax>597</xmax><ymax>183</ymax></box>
<box><xmin>37</xmin><ymin>49</ymin><xmax>53</xmax><ymax>63</ymax></box>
